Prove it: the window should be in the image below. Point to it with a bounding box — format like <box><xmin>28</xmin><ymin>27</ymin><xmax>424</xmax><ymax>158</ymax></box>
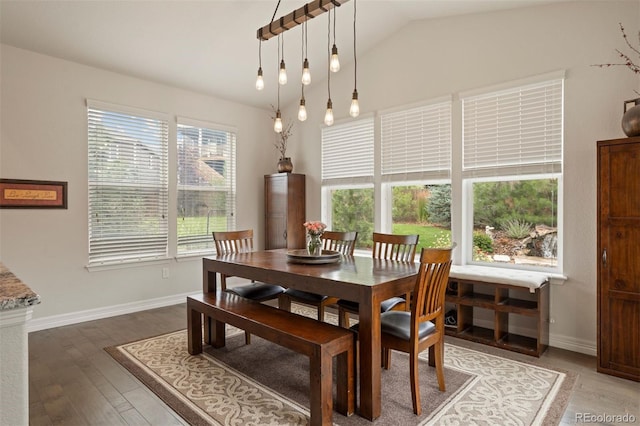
<box><xmin>88</xmin><ymin>101</ymin><xmax>169</xmax><ymax>266</ymax></box>
<box><xmin>177</xmin><ymin>119</ymin><xmax>236</xmax><ymax>255</ymax></box>
<box><xmin>462</xmin><ymin>74</ymin><xmax>563</xmax><ymax>270</ymax></box>
<box><xmin>380</xmin><ymin>100</ymin><xmax>452</xmax><ymax>251</ymax></box>
<box><xmin>319</xmin><ymin>73</ymin><xmax>564</xmax><ymax>272</ymax></box>
<box><xmin>321</xmin><ymin>118</ymin><xmax>374</xmax><ymax>248</ymax></box>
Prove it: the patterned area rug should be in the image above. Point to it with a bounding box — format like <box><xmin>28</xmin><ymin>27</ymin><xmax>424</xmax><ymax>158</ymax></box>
<box><xmin>106</xmin><ymin>306</ymin><xmax>576</xmax><ymax>425</ymax></box>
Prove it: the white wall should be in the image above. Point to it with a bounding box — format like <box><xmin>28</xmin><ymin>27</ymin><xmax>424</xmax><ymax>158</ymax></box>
<box><xmin>1</xmin><ymin>1</ymin><xmax>638</xmax><ymax>354</ymax></box>
<box><xmin>286</xmin><ymin>1</ymin><xmax>640</xmax><ymax>354</ymax></box>
<box><xmin>0</xmin><ymin>44</ymin><xmax>275</xmax><ymax>322</ymax></box>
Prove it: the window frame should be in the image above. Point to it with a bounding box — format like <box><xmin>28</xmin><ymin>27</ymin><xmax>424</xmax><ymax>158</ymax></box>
<box><xmin>87</xmin><ymin>99</ymin><xmax>170</xmax><ymax>268</ymax></box>
<box><xmin>86</xmin><ymin>100</ymin><xmax>239</xmax><ymax>269</ymax></box>
<box><xmin>460</xmin><ymin>72</ymin><xmax>564</xmax><ymax>273</ymax></box>
<box><xmin>319</xmin><ymin>73</ymin><xmax>564</xmax><ymax>274</ymax></box>
<box><xmin>321</xmin><ymin>116</ymin><xmax>375</xmax><ymax>233</ymax></box>
<box><xmin>462</xmin><ymin>173</ymin><xmax>563</xmax><ymax>272</ymax></box>
<box><xmin>176</xmin><ymin>117</ymin><xmax>237</xmax><ymax>258</ymax></box>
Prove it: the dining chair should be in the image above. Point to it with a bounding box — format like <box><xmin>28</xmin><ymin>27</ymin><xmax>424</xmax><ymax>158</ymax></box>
<box><xmin>212</xmin><ymin>229</ymin><xmax>286</xmax><ymax>343</ymax></box>
<box><xmin>337</xmin><ymin>232</ymin><xmax>419</xmax><ymax>328</ymax></box>
<box><xmin>351</xmin><ymin>246</ymin><xmax>454</xmax><ymax>415</ymax></box>
<box><xmin>278</xmin><ymin>231</ymin><xmax>358</xmax><ymax>321</ymax></box>
<box><xmin>382</xmin><ymin>246</ymin><xmax>453</xmax><ymax>415</ymax></box>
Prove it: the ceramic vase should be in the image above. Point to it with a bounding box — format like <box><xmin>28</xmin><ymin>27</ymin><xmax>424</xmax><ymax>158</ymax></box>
<box><xmin>277</xmin><ymin>157</ymin><xmax>293</xmax><ymax>173</ymax></box>
<box><xmin>622</xmin><ymin>98</ymin><xmax>640</xmax><ymax>137</ymax></box>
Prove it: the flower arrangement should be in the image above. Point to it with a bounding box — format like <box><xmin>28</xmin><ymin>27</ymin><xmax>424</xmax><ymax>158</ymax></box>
<box><xmin>304</xmin><ymin>221</ymin><xmax>326</xmax><ymax>256</ymax></box>
<box><xmin>304</xmin><ymin>221</ymin><xmax>326</xmax><ymax>236</ymax></box>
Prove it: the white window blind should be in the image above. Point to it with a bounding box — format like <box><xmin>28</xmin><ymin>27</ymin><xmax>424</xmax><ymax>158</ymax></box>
<box><xmin>462</xmin><ymin>77</ymin><xmax>563</xmax><ymax>178</ymax></box>
<box><xmin>177</xmin><ymin>119</ymin><xmax>236</xmax><ymax>255</ymax></box>
<box><xmin>381</xmin><ymin>101</ymin><xmax>451</xmax><ymax>182</ymax></box>
<box><xmin>322</xmin><ymin>117</ymin><xmax>374</xmax><ymax>185</ymax></box>
<box><xmin>88</xmin><ymin>101</ymin><xmax>169</xmax><ymax>265</ymax></box>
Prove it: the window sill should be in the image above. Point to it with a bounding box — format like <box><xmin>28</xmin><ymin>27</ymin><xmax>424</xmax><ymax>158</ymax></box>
<box><xmin>175</xmin><ymin>251</ymin><xmax>216</xmax><ymax>262</ymax></box>
<box><xmin>86</xmin><ymin>257</ymin><xmax>171</xmax><ymax>272</ymax></box>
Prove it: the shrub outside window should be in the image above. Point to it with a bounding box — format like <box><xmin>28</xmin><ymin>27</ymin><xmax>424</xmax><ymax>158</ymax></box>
<box><xmin>469</xmin><ymin>177</ymin><xmax>559</xmax><ymax>268</ymax></box>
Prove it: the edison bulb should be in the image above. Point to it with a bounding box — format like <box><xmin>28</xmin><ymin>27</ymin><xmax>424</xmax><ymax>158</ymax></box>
<box><xmin>330</xmin><ymin>44</ymin><xmax>340</xmax><ymax>72</ymax></box>
<box><xmin>298</xmin><ymin>101</ymin><xmax>308</xmax><ymax>121</ymax></box>
<box><xmin>274</xmin><ymin>110</ymin><xmax>283</xmax><ymax>133</ymax></box>
<box><xmin>349</xmin><ymin>90</ymin><xmax>360</xmax><ymax>118</ymax></box>
<box><xmin>278</xmin><ymin>60</ymin><xmax>287</xmax><ymax>85</ymax></box>
<box><xmin>255</xmin><ymin>67</ymin><xmax>264</xmax><ymax>91</ymax></box>
<box><xmin>301</xmin><ymin>59</ymin><xmax>311</xmax><ymax>85</ymax></box>
<box><xmin>324</xmin><ymin>100</ymin><xmax>334</xmax><ymax>126</ymax></box>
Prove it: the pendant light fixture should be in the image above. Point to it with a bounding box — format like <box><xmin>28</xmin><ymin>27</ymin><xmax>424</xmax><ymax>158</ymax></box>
<box><xmin>256</xmin><ymin>0</ymin><xmax>356</xmax><ymax>128</ymax></box>
<box><xmin>255</xmin><ymin>39</ymin><xmax>264</xmax><ymax>91</ymax></box>
<box><xmin>301</xmin><ymin>21</ymin><xmax>311</xmax><ymax>85</ymax></box>
<box><xmin>298</xmin><ymin>21</ymin><xmax>308</xmax><ymax>121</ymax></box>
<box><xmin>298</xmin><ymin>89</ymin><xmax>308</xmax><ymax>121</ymax></box>
<box><xmin>349</xmin><ymin>0</ymin><xmax>360</xmax><ymax>117</ymax></box>
<box><xmin>330</xmin><ymin>7</ymin><xmax>340</xmax><ymax>72</ymax></box>
<box><xmin>274</xmin><ymin>34</ymin><xmax>283</xmax><ymax>133</ymax></box>
<box><xmin>278</xmin><ymin>34</ymin><xmax>287</xmax><ymax>85</ymax></box>
<box><xmin>324</xmin><ymin>10</ymin><xmax>334</xmax><ymax>126</ymax></box>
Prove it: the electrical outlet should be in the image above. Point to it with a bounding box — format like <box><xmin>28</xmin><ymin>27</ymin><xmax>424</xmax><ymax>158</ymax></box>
<box><xmin>162</xmin><ymin>267</ymin><xmax>169</xmax><ymax>279</ymax></box>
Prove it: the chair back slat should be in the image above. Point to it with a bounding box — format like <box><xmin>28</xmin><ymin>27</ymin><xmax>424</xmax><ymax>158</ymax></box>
<box><xmin>372</xmin><ymin>232</ymin><xmax>419</xmax><ymax>261</ymax></box>
<box><xmin>322</xmin><ymin>231</ymin><xmax>358</xmax><ymax>255</ymax></box>
<box><xmin>212</xmin><ymin>229</ymin><xmax>254</xmax><ymax>255</ymax></box>
<box><xmin>411</xmin><ymin>246</ymin><xmax>454</xmax><ymax>326</ymax></box>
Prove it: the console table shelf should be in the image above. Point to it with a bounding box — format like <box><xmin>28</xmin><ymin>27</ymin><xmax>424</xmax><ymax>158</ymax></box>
<box><xmin>445</xmin><ymin>276</ymin><xmax>550</xmax><ymax>357</ymax></box>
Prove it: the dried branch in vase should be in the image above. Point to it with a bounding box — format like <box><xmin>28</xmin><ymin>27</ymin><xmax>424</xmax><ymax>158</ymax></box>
<box><xmin>593</xmin><ymin>23</ymin><xmax>640</xmax><ymax>95</ymax></box>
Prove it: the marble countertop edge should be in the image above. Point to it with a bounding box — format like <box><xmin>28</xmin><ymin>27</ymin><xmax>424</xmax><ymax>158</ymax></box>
<box><xmin>0</xmin><ymin>264</ymin><xmax>41</xmax><ymax>312</ymax></box>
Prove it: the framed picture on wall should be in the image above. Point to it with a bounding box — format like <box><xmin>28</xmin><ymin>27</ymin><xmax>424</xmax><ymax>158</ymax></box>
<box><xmin>0</xmin><ymin>179</ymin><xmax>68</xmax><ymax>209</ymax></box>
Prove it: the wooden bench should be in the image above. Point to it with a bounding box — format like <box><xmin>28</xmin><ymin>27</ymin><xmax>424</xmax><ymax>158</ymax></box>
<box><xmin>187</xmin><ymin>291</ymin><xmax>355</xmax><ymax>426</ymax></box>
<box><xmin>445</xmin><ymin>265</ymin><xmax>550</xmax><ymax>356</ymax></box>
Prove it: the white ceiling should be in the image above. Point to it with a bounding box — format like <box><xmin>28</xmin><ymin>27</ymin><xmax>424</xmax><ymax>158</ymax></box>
<box><xmin>0</xmin><ymin>0</ymin><xmax>560</xmax><ymax>109</ymax></box>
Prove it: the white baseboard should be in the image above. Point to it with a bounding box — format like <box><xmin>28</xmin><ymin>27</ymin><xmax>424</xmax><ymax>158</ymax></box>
<box><xmin>27</xmin><ymin>291</ymin><xmax>199</xmax><ymax>333</ymax></box>
<box><xmin>27</xmin><ymin>292</ymin><xmax>599</xmax><ymax>357</ymax></box>
<box><xmin>468</xmin><ymin>318</ymin><xmax>597</xmax><ymax>356</ymax></box>
<box><xmin>549</xmin><ymin>333</ymin><xmax>597</xmax><ymax>356</ymax></box>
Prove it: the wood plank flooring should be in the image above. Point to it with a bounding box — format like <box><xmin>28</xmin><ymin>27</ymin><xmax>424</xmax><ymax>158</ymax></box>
<box><xmin>28</xmin><ymin>304</ymin><xmax>639</xmax><ymax>425</ymax></box>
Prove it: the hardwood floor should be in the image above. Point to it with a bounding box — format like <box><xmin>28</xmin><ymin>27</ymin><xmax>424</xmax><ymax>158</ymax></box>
<box><xmin>28</xmin><ymin>304</ymin><xmax>639</xmax><ymax>425</ymax></box>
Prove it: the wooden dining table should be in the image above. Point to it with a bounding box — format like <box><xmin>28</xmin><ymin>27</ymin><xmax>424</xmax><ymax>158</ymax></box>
<box><xmin>201</xmin><ymin>249</ymin><xmax>418</xmax><ymax>421</ymax></box>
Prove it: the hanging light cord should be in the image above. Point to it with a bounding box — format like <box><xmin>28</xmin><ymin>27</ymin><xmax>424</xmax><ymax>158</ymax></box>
<box><xmin>327</xmin><ymin>10</ymin><xmax>331</xmax><ymax>100</ymax></box>
<box><xmin>301</xmin><ymin>21</ymin><xmax>305</xmax><ymax>60</ymax></box>
<box><xmin>270</xmin><ymin>0</ymin><xmax>281</xmax><ymax>24</ymax></box>
<box><xmin>304</xmin><ymin>20</ymin><xmax>308</xmax><ymax>60</ymax></box>
<box><xmin>301</xmin><ymin>22</ymin><xmax>306</xmax><ymax>98</ymax></box>
<box><xmin>277</xmin><ymin>34</ymin><xmax>281</xmax><ymax>107</ymax></box>
<box><xmin>332</xmin><ymin>6</ymin><xmax>337</xmax><ymax>46</ymax></box>
<box><xmin>353</xmin><ymin>0</ymin><xmax>357</xmax><ymax>89</ymax></box>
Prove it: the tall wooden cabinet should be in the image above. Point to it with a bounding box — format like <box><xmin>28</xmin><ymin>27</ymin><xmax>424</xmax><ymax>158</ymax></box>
<box><xmin>264</xmin><ymin>173</ymin><xmax>306</xmax><ymax>250</ymax></box>
<box><xmin>597</xmin><ymin>137</ymin><xmax>640</xmax><ymax>382</ymax></box>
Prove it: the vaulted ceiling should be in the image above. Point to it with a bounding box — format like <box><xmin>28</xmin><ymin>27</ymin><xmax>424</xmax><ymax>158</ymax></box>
<box><xmin>0</xmin><ymin>0</ymin><xmax>561</xmax><ymax>109</ymax></box>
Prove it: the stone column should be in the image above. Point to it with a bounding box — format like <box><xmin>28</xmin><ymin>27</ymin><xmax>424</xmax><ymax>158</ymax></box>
<box><xmin>0</xmin><ymin>307</ymin><xmax>34</xmax><ymax>425</ymax></box>
<box><xmin>0</xmin><ymin>263</ymin><xmax>40</xmax><ymax>426</ymax></box>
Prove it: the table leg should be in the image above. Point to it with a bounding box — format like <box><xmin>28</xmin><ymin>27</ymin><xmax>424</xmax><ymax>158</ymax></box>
<box><xmin>187</xmin><ymin>304</ymin><xmax>202</xmax><ymax>355</ymax></box>
<box><xmin>336</xmin><ymin>339</ymin><xmax>355</xmax><ymax>416</ymax></box>
<box><xmin>211</xmin><ymin>318</ymin><xmax>226</xmax><ymax>348</ymax></box>
<box><xmin>203</xmin><ymin>269</ymin><xmax>218</xmax><ymax>345</ymax></box>
<box><xmin>358</xmin><ymin>297</ymin><xmax>382</xmax><ymax>420</ymax></box>
<box><xmin>309</xmin><ymin>348</ymin><xmax>332</xmax><ymax>426</ymax></box>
